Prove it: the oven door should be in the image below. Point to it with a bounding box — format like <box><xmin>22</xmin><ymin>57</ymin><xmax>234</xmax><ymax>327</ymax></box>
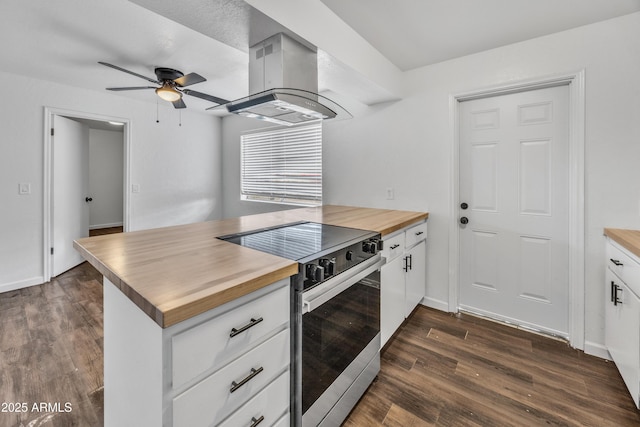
<box><xmin>300</xmin><ymin>255</ymin><xmax>383</xmax><ymax>426</ymax></box>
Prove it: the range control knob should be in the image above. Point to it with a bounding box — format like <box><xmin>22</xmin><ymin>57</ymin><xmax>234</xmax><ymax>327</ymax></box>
<box><xmin>362</xmin><ymin>240</ymin><xmax>378</xmax><ymax>255</ymax></box>
<box><xmin>345</xmin><ymin>250</ymin><xmax>354</xmax><ymax>261</ymax></box>
<box><xmin>314</xmin><ymin>266</ymin><xmax>325</xmax><ymax>282</ymax></box>
<box><xmin>305</xmin><ymin>264</ymin><xmax>318</xmax><ymax>282</ymax></box>
<box><xmin>319</xmin><ymin>258</ymin><xmax>336</xmax><ymax>277</ymax></box>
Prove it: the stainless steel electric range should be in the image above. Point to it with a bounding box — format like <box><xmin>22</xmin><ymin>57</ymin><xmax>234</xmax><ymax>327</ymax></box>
<box><xmin>220</xmin><ymin>221</ymin><xmax>384</xmax><ymax>426</ymax></box>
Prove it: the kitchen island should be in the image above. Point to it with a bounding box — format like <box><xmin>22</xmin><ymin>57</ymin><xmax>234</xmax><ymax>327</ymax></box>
<box><xmin>74</xmin><ymin>205</ymin><xmax>428</xmax><ymax>427</ymax></box>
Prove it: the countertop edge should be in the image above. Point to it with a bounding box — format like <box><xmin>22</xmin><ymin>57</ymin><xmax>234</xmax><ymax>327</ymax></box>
<box><xmin>604</xmin><ymin>228</ymin><xmax>640</xmax><ymax>259</ymax></box>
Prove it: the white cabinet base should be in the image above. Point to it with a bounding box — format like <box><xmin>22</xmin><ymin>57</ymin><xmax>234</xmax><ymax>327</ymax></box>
<box><xmin>103</xmin><ymin>277</ymin><xmax>291</xmax><ymax>426</ymax></box>
<box><xmin>605</xmin><ymin>239</ymin><xmax>640</xmax><ymax>409</ymax></box>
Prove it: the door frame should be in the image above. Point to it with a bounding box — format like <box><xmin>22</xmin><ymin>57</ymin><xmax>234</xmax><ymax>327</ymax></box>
<box><xmin>447</xmin><ymin>70</ymin><xmax>586</xmax><ymax>349</ymax></box>
<box><xmin>43</xmin><ymin>106</ymin><xmax>132</xmax><ymax>282</ymax></box>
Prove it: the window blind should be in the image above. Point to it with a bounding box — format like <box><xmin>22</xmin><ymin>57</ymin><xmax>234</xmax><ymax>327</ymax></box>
<box><xmin>241</xmin><ymin>122</ymin><xmax>322</xmax><ymax>206</ymax></box>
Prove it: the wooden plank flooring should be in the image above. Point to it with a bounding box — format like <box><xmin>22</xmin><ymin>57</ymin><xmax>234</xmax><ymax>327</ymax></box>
<box><xmin>1</xmin><ymin>260</ymin><xmax>639</xmax><ymax>426</ymax></box>
<box><xmin>344</xmin><ymin>307</ymin><xmax>640</xmax><ymax>426</ymax></box>
<box><xmin>0</xmin><ymin>262</ymin><xmax>103</xmax><ymax>427</ymax></box>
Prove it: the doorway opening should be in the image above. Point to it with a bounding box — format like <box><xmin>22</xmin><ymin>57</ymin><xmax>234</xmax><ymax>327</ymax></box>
<box><xmin>43</xmin><ymin>107</ymin><xmax>131</xmax><ymax>281</ymax></box>
<box><xmin>448</xmin><ymin>70</ymin><xmax>586</xmax><ymax>350</ymax></box>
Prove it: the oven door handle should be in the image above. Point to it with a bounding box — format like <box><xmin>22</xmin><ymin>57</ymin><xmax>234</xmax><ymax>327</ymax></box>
<box><xmin>302</xmin><ymin>255</ymin><xmax>385</xmax><ymax>314</ymax></box>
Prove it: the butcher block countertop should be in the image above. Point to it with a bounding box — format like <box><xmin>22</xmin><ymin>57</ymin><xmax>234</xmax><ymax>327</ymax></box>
<box><xmin>605</xmin><ymin>228</ymin><xmax>640</xmax><ymax>259</ymax></box>
<box><xmin>74</xmin><ymin>205</ymin><xmax>428</xmax><ymax>328</ymax></box>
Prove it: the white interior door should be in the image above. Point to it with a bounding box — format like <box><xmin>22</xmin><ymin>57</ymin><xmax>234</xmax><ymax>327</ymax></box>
<box><xmin>458</xmin><ymin>85</ymin><xmax>570</xmax><ymax>336</ymax></box>
<box><xmin>52</xmin><ymin>115</ymin><xmax>90</xmax><ymax>276</ymax></box>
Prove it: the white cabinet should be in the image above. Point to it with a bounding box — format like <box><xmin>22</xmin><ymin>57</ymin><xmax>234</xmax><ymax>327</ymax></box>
<box><xmin>605</xmin><ymin>239</ymin><xmax>640</xmax><ymax>409</ymax></box>
<box><xmin>380</xmin><ymin>221</ymin><xmax>427</xmax><ymax>347</ymax></box>
<box><xmin>381</xmin><ymin>254</ymin><xmax>405</xmax><ymax>347</ymax></box>
<box><xmin>103</xmin><ymin>277</ymin><xmax>290</xmax><ymax>427</ymax></box>
<box><xmin>405</xmin><ymin>240</ymin><xmax>426</xmax><ymax>317</ymax></box>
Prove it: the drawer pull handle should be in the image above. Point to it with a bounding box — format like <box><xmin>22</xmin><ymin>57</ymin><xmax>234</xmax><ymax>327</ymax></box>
<box><xmin>390</xmin><ymin>244</ymin><xmax>400</xmax><ymax>250</ymax></box>
<box><xmin>610</xmin><ymin>258</ymin><xmax>623</xmax><ymax>266</ymax></box>
<box><xmin>230</xmin><ymin>366</ymin><xmax>264</xmax><ymax>393</ymax></box>
<box><xmin>250</xmin><ymin>416</ymin><xmax>265</xmax><ymax>427</ymax></box>
<box><xmin>415</xmin><ymin>231</ymin><xmax>424</xmax><ymax>236</ymax></box>
<box><xmin>230</xmin><ymin>317</ymin><xmax>263</xmax><ymax>338</ymax></box>
<box><xmin>611</xmin><ymin>281</ymin><xmax>615</xmax><ymax>303</ymax></box>
<box><xmin>613</xmin><ymin>285</ymin><xmax>623</xmax><ymax>306</ymax></box>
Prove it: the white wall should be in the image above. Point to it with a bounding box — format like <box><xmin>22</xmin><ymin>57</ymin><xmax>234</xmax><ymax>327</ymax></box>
<box><xmin>88</xmin><ymin>128</ymin><xmax>124</xmax><ymax>229</ymax></box>
<box><xmin>0</xmin><ymin>70</ymin><xmax>222</xmax><ymax>291</ymax></box>
<box><xmin>322</xmin><ymin>13</ymin><xmax>640</xmax><ymax>354</ymax></box>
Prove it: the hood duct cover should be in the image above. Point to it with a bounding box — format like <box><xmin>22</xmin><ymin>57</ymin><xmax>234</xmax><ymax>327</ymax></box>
<box><xmin>223</xmin><ymin>33</ymin><xmax>340</xmax><ymax>126</ymax></box>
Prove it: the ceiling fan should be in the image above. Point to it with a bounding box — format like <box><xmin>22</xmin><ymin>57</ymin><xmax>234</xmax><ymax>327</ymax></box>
<box><xmin>98</xmin><ymin>61</ymin><xmax>229</xmax><ymax>109</ymax></box>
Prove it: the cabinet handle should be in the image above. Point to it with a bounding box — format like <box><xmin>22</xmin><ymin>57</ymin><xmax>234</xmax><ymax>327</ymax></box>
<box><xmin>613</xmin><ymin>285</ymin><xmax>623</xmax><ymax>306</ymax></box>
<box><xmin>390</xmin><ymin>244</ymin><xmax>400</xmax><ymax>250</ymax></box>
<box><xmin>408</xmin><ymin>254</ymin><xmax>413</xmax><ymax>271</ymax></box>
<box><xmin>250</xmin><ymin>416</ymin><xmax>264</xmax><ymax>427</ymax></box>
<box><xmin>230</xmin><ymin>317</ymin><xmax>263</xmax><ymax>337</ymax></box>
<box><xmin>611</xmin><ymin>281</ymin><xmax>615</xmax><ymax>303</ymax></box>
<box><xmin>230</xmin><ymin>366</ymin><xmax>264</xmax><ymax>393</ymax></box>
<box><xmin>403</xmin><ymin>256</ymin><xmax>409</xmax><ymax>272</ymax></box>
<box><xmin>415</xmin><ymin>231</ymin><xmax>424</xmax><ymax>236</ymax></box>
<box><xmin>610</xmin><ymin>258</ymin><xmax>624</xmax><ymax>266</ymax></box>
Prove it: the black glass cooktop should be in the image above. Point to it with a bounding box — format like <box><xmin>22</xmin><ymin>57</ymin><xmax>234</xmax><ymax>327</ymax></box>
<box><xmin>219</xmin><ymin>222</ymin><xmax>375</xmax><ymax>261</ymax></box>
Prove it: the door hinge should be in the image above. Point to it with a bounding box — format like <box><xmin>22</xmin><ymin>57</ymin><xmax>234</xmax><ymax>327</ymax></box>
<box><xmin>51</xmin><ymin>128</ymin><xmax>54</xmax><ymax>136</ymax></box>
<box><xmin>50</xmin><ymin>247</ymin><xmax>54</xmax><ymax>255</ymax></box>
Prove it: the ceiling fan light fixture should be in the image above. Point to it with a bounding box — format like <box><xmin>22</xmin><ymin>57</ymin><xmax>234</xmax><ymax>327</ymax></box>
<box><xmin>155</xmin><ymin>84</ymin><xmax>182</xmax><ymax>102</ymax></box>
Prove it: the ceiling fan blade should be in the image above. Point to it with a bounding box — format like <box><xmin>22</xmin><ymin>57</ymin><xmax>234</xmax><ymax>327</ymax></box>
<box><xmin>99</xmin><ymin>62</ymin><xmax>159</xmax><ymax>84</ymax></box>
<box><xmin>106</xmin><ymin>86</ymin><xmax>157</xmax><ymax>91</ymax></box>
<box><xmin>174</xmin><ymin>72</ymin><xmax>206</xmax><ymax>87</ymax></box>
<box><xmin>182</xmin><ymin>89</ymin><xmax>229</xmax><ymax>105</ymax></box>
<box><xmin>172</xmin><ymin>98</ymin><xmax>187</xmax><ymax>109</ymax></box>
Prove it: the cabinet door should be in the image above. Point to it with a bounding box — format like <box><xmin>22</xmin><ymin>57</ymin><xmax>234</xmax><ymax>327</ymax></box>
<box><xmin>381</xmin><ymin>255</ymin><xmax>405</xmax><ymax>347</ymax></box>
<box><xmin>606</xmin><ymin>269</ymin><xmax>640</xmax><ymax>408</ymax></box>
<box><xmin>405</xmin><ymin>240</ymin><xmax>426</xmax><ymax>317</ymax></box>
<box><xmin>605</xmin><ymin>269</ymin><xmax>618</xmax><ymax>354</ymax></box>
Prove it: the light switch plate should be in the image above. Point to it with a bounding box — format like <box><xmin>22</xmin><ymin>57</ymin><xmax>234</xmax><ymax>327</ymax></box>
<box><xmin>131</xmin><ymin>184</ymin><xmax>140</xmax><ymax>193</ymax></box>
<box><xmin>19</xmin><ymin>183</ymin><xmax>31</xmax><ymax>195</ymax></box>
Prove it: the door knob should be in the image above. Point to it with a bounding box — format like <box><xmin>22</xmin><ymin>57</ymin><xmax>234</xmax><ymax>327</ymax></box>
<box><xmin>460</xmin><ymin>202</ymin><xmax>468</xmax><ymax>210</ymax></box>
<box><xmin>460</xmin><ymin>216</ymin><xmax>469</xmax><ymax>225</ymax></box>
<box><xmin>85</xmin><ymin>197</ymin><xmax>93</xmax><ymax>202</ymax></box>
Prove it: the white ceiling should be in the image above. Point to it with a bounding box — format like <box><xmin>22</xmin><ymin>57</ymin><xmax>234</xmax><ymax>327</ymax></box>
<box><xmin>319</xmin><ymin>0</ymin><xmax>640</xmax><ymax>71</ymax></box>
<box><xmin>1</xmin><ymin>0</ymin><xmax>639</xmax><ymax>112</ymax></box>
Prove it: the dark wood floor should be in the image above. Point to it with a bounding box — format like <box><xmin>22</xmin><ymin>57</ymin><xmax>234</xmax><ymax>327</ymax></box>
<box><xmin>344</xmin><ymin>307</ymin><xmax>640</xmax><ymax>426</ymax></box>
<box><xmin>0</xmin><ymin>262</ymin><xmax>103</xmax><ymax>427</ymax></box>
<box><xmin>89</xmin><ymin>226</ymin><xmax>123</xmax><ymax>237</ymax></box>
<box><xmin>1</xmin><ymin>257</ymin><xmax>639</xmax><ymax>426</ymax></box>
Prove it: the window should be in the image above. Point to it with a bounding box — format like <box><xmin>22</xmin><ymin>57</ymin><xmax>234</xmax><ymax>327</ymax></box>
<box><xmin>241</xmin><ymin>122</ymin><xmax>322</xmax><ymax>206</ymax></box>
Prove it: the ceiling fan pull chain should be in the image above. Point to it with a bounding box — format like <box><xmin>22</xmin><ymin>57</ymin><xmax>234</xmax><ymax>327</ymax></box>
<box><xmin>179</xmin><ymin>109</ymin><xmax>182</xmax><ymax>127</ymax></box>
<box><xmin>156</xmin><ymin>98</ymin><xmax>160</xmax><ymax>124</ymax></box>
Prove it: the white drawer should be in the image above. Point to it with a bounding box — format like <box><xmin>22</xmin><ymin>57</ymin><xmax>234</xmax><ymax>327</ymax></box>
<box><xmin>172</xmin><ymin>285</ymin><xmax>289</xmax><ymax>389</ymax></box>
<box><xmin>607</xmin><ymin>241</ymin><xmax>640</xmax><ymax>298</ymax></box>
<box><xmin>173</xmin><ymin>329</ymin><xmax>289</xmax><ymax>427</ymax></box>
<box><xmin>405</xmin><ymin>222</ymin><xmax>427</xmax><ymax>249</ymax></box>
<box><xmin>217</xmin><ymin>372</ymin><xmax>289</xmax><ymax>427</ymax></box>
<box><xmin>381</xmin><ymin>232</ymin><xmax>405</xmax><ymax>262</ymax></box>
<box><xmin>273</xmin><ymin>413</ymin><xmax>290</xmax><ymax>427</ymax></box>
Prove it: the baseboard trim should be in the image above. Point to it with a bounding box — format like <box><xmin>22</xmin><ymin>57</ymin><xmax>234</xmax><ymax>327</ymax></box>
<box><xmin>0</xmin><ymin>276</ymin><xmax>44</xmax><ymax>293</ymax></box>
<box><xmin>584</xmin><ymin>341</ymin><xmax>610</xmax><ymax>360</ymax></box>
<box><xmin>420</xmin><ymin>296</ymin><xmax>449</xmax><ymax>312</ymax></box>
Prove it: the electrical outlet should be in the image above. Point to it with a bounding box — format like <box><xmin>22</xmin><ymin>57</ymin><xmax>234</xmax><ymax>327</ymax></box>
<box><xmin>131</xmin><ymin>184</ymin><xmax>140</xmax><ymax>194</ymax></box>
<box><xmin>386</xmin><ymin>187</ymin><xmax>395</xmax><ymax>200</ymax></box>
<box><xmin>18</xmin><ymin>183</ymin><xmax>31</xmax><ymax>195</ymax></box>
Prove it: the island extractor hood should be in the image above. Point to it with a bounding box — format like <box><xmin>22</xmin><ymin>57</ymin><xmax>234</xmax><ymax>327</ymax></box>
<box><xmin>223</xmin><ymin>33</ymin><xmax>339</xmax><ymax>126</ymax></box>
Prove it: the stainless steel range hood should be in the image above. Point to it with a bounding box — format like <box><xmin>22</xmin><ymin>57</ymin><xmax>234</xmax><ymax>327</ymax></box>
<box><xmin>224</xmin><ymin>33</ymin><xmax>338</xmax><ymax>126</ymax></box>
